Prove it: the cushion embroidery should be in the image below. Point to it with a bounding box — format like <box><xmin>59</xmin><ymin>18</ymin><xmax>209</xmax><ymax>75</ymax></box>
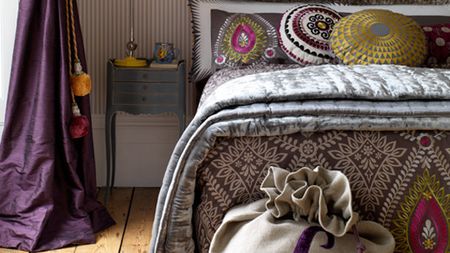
<box><xmin>422</xmin><ymin>24</ymin><xmax>450</xmax><ymax>68</ymax></box>
<box><xmin>279</xmin><ymin>5</ymin><xmax>341</xmax><ymax>65</ymax></box>
<box><xmin>331</xmin><ymin>9</ymin><xmax>428</xmax><ymax>66</ymax></box>
<box><xmin>214</xmin><ymin>14</ymin><xmax>277</xmax><ymax>68</ymax></box>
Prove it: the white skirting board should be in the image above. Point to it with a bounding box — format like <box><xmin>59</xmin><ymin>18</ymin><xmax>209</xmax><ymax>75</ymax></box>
<box><xmin>91</xmin><ymin>114</ymin><xmax>181</xmax><ymax>187</ymax></box>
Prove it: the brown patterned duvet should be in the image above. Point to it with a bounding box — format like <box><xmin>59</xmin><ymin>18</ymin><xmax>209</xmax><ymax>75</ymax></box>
<box><xmin>193</xmin><ymin>66</ymin><xmax>450</xmax><ymax>252</ymax></box>
<box><xmin>150</xmin><ymin>64</ymin><xmax>450</xmax><ymax>253</ymax></box>
<box><xmin>194</xmin><ymin>130</ymin><xmax>450</xmax><ymax>253</ymax></box>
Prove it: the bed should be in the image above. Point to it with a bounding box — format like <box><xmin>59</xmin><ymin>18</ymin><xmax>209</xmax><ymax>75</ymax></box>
<box><xmin>150</xmin><ymin>1</ymin><xmax>450</xmax><ymax>252</ymax></box>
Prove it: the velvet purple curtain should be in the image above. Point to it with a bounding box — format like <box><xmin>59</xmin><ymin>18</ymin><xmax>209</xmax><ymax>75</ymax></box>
<box><xmin>0</xmin><ymin>0</ymin><xmax>114</xmax><ymax>251</ymax></box>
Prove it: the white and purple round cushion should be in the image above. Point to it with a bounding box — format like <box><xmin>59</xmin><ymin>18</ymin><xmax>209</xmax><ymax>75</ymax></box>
<box><xmin>279</xmin><ymin>5</ymin><xmax>341</xmax><ymax>65</ymax></box>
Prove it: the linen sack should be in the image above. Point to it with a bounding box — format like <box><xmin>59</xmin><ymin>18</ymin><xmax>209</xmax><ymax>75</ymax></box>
<box><xmin>209</xmin><ymin>166</ymin><xmax>395</xmax><ymax>253</ymax></box>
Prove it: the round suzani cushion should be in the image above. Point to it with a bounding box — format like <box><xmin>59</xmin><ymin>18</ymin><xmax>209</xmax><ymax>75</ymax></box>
<box><xmin>279</xmin><ymin>5</ymin><xmax>342</xmax><ymax>65</ymax></box>
<box><xmin>331</xmin><ymin>9</ymin><xmax>427</xmax><ymax>66</ymax></box>
<box><xmin>214</xmin><ymin>14</ymin><xmax>277</xmax><ymax>68</ymax></box>
<box><xmin>422</xmin><ymin>24</ymin><xmax>450</xmax><ymax>68</ymax></box>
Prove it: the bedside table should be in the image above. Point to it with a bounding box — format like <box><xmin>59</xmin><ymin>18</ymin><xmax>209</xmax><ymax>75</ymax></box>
<box><xmin>105</xmin><ymin>59</ymin><xmax>186</xmax><ymax>201</ymax></box>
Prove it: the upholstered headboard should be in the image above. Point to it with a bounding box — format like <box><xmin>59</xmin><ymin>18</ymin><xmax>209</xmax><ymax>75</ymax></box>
<box><xmin>223</xmin><ymin>0</ymin><xmax>450</xmax><ymax>4</ymax></box>
<box><xmin>188</xmin><ymin>0</ymin><xmax>450</xmax><ymax>105</ymax></box>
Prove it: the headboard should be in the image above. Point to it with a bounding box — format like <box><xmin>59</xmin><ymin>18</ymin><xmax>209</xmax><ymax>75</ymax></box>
<box><xmin>216</xmin><ymin>0</ymin><xmax>450</xmax><ymax>4</ymax></box>
<box><xmin>188</xmin><ymin>0</ymin><xmax>450</xmax><ymax>105</ymax></box>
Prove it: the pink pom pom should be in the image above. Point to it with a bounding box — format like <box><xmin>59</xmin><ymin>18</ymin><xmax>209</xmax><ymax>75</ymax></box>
<box><xmin>70</xmin><ymin>114</ymin><xmax>90</xmax><ymax>139</ymax></box>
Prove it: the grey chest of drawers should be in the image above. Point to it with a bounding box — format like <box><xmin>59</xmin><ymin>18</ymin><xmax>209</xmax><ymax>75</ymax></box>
<box><xmin>105</xmin><ymin>59</ymin><xmax>185</xmax><ymax>201</ymax></box>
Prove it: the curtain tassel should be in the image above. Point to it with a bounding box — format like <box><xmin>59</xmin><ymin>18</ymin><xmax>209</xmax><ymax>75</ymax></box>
<box><xmin>66</xmin><ymin>0</ymin><xmax>90</xmax><ymax>139</ymax></box>
<box><xmin>69</xmin><ymin>101</ymin><xmax>90</xmax><ymax>139</ymax></box>
<box><xmin>70</xmin><ymin>60</ymin><xmax>92</xmax><ymax>96</ymax></box>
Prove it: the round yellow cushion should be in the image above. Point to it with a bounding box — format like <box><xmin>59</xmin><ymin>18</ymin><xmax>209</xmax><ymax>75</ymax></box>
<box><xmin>331</xmin><ymin>9</ymin><xmax>427</xmax><ymax>66</ymax></box>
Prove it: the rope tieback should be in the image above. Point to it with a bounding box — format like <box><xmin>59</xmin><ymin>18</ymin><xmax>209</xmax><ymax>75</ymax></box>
<box><xmin>67</xmin><ymin>0</ymin><xmax>91</xmax><ymax>97</ymax></box>
<box><xmin>66</xmin><ymin>0</ymin><xmax>90</xmax><ymax>139</ymax></box>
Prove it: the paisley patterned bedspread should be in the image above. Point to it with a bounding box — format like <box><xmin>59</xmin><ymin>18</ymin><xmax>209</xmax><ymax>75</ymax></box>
<box><xmin>150</xmin><ymin>64</ymin><xmax>450</xmax><ymax>253</ymax></box>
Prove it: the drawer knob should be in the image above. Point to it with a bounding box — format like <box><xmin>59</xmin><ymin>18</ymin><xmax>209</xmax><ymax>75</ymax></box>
<box><xmin>142</xmin><ymin>97</ymin><xmax>147</xmax><ymax>102</ymax></box>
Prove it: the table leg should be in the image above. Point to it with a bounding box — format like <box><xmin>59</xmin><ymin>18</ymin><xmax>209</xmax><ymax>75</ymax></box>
<box><xmin>111</xmin><ymin>112</ymin><xmax>117</xmax><ymax>190</ymax></box>
<box><xmin>105</xmin><ymin>111</ymin><xmax>116</xmax><ymax>203</ymax></box>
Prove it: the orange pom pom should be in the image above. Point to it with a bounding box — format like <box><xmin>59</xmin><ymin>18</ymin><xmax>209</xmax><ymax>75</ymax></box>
<box><xmin>70</xmin><ymin>73</ymin><xmax>91</xmax><ymax>96</ymax></box>
<box><xmin>70</xmin><ymin>61</ymin><xmax>92</xmax><ymax>96</ymax></box>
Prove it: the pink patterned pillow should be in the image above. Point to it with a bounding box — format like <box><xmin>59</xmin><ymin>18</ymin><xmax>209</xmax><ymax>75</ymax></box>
<box><xmin>213</xmin><ymin>14</ymin><xmax>278</xmax><ymax>69</ymax></box>
<box><xmin>422</xmin><ymin>24</ymin><xmax>450</xmax><ymax>68</ymax></box>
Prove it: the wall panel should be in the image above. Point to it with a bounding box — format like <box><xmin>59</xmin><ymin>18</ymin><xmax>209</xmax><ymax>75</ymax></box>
<box><xmin>76</xmin><ymin>0</ymin><xmax>192</xmax><ymax>186</ymax></box>
<box><xmin>76</xmin><ymin>0</ymin><xmax>192</xmax><ymax>115</ymax></box>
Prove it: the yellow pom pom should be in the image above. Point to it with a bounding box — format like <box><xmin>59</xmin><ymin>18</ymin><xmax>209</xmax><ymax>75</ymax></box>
<box><xmin>70</xmin><ymin>61</ymin><xmax>92</xmax><ymax>96</ymax></box>
<box><xmin>70</xmin><ymin>72</ymin><xmax>91</xmax><ymax>96</ymax></box>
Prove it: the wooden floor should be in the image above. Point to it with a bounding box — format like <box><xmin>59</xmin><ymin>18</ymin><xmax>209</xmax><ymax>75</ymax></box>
<box><xmin>1</xmin><ymin>188</ymin><xmax>159</xmax><ymax>253</ymax></box>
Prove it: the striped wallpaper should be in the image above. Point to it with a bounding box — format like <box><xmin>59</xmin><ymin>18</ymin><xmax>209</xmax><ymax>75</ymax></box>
<box><xmin>76</xmin><ymin>0</ymin><xmax>193</xmax><ymax>115</ymax></box>
<box><xmin>0</xmin><ymin>1</ymin><xmax>19</xmax><ymax>123</ymax></box>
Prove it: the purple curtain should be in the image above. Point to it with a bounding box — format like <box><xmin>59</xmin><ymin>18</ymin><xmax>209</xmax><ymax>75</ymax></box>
<box><xmin>0</xmin><ymin>0</ymin><xmax>114</xmax><ymax>251</ymax></box>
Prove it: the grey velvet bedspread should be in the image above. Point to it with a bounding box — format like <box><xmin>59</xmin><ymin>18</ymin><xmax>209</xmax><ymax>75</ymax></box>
<box><xmin>150</xmin><ymin>64</ymin><xmax>450</xmax><ymax>253</ymax></box>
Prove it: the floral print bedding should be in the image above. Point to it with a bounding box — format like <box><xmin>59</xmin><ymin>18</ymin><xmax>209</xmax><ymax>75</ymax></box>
<box><xmin>150</xmin><ymin>64</ymin><xmax>450</xmax><ymax>253</ymax></box>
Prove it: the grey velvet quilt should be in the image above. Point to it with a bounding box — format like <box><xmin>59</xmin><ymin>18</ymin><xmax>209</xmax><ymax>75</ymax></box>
<box><xmin>150</xmin><ymin>64</ymin><xmax>450</xmax><ymax>253</ymax></box>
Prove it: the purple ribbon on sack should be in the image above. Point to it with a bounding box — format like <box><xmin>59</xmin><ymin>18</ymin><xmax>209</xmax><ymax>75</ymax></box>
<box><xmin>293</xmin><ymin>225</ymin><xmax>367</xmax><ymax>253</ymax></box>
<box><xmin>293</xmin><ymin>226</ymin><xmax>335</xmax><ymax>253</ymax></box>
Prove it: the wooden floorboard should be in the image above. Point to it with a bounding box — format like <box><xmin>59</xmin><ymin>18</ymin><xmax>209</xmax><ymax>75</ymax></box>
<box><xmin>120</xmin><ymin>188</ymin><xmax>159</xmax><ymax>253</ymax></box>
<box><xmin>74</xmin><ymin>188</ymin><xmax>134</xmax><ymax>253</ymax></box>
<box><xmin>0</xmin><ymin>187</ymin><xmax>158</xmax><ymax>253</ymax></box>
<box><xmin>46</xmin><ymin>248</ymin><xmax>76</xmax><ymax>253</ymax></box>
<box><xmin>0</xmin><ymin>249</ymin><xmax>27</xmax><ymax>253</ymax></box>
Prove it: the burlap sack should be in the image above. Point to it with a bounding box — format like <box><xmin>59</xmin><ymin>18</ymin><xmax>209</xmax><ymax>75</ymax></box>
<box><xmin>209</xmin><ymin>166</ymin><xmax>395</xmax><ymax>253</ymax></box>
